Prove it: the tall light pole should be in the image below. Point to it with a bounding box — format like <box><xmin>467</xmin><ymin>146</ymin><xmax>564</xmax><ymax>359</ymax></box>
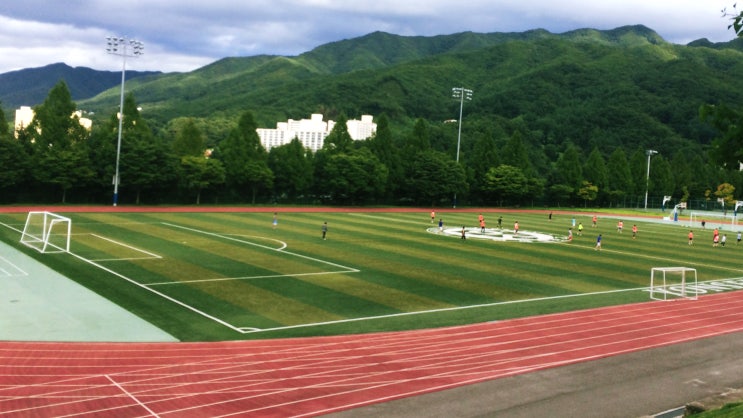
<box><xmin>451</xmin><ymin>87</ymin><xmax>473</xmax><ymax>163</ymax></box>
<box><xmin>106</xmin><ymin>36</ymin><xmax>144</xmax><ymax>206</ymax></box>
<box><xmin>451</xmin><ymin>87</ymin><xmax>472</xmax><ymax>208</ymax></box>
<box><xmin>644</xmin><ymin>149</ymin><xmax>658</xmax><ymax>210</ymax></box>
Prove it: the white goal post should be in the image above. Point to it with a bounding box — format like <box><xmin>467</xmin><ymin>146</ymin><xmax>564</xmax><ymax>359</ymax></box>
<box><xmin>20</xmin><ymin>211</ymin><xmax>71</xmax><ymax>253</ymax></box>
<box><xmin>649</xmin><ymin>267</ymin><xmax>698</xmax><ymax>301</ymax></box>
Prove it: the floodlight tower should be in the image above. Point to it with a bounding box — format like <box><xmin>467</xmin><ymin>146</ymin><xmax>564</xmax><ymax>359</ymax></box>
<box><xmin>106</xmin><ymin>36</ymin><xmax>144</xmax><ymax>206</ymax></box>
<box><xmin>644</xmin><ymin>149</ymin><xmax>658</xmax><ymax>210</ymax></box>
<box><xmin>451</xmin><ymin>87</ymin><xmax>473</xmax><ymax>163</ymax></box>
<box><xmin>451</xmin><ymin>87</ymin><xmax>472</xmax><ymax>208</ymax></box>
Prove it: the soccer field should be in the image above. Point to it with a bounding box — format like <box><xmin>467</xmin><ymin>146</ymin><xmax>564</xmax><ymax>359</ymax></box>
<box><xmin>1</xmin><ymin>209</ymin><xmax>741</xmax><ymax>341</ymax></box>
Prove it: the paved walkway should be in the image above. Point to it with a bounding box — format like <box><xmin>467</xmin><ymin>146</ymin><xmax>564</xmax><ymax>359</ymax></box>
<box><xmin>0</xmin><ymin>241</ymin><xmax>176</xmax><ymax>342</ymax></box>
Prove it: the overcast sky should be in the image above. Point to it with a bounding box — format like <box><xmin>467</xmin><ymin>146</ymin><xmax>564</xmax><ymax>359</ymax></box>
<box><xmin>0</xmin><ymin>1</ymin><xmax>738</xmax><ymax>74</ymax></box>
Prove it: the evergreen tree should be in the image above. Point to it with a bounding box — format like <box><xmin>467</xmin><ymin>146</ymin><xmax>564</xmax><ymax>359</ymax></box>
<box><xmin>268</xmin><ymin>138</ymin><xmax>313</xmax><ymax>201</ymax></box>
<box><xmin>368</xmin><ymin>114</ymin><xmax>403</xmax><ymax>199</ymax></box>
<box><xmin>323</xmin><ymin>114</ymin><xmax>353</xmax><ymax>153</ymax></box>
<box><xmin>583</xmin><ymin>147</ymin><xmax>609</xmax><ymax>203</ymax></box>
<box><xmin>218</xmin><ymin>111</ymin><xmax>274</xmax><ymax>202</ymax></box>
<box><xmin>24</xmin><ymin>81</ymin><xmax>93</xmax><ymax>202</ymax></box>
<box><xmin>172</xmin><ymin>119</ymin><xmax>206</xmax><ymax>158</ymax></box>
<box><xmin>606</xmin><ymin>148</ymin><xmax>633</xmax><ymax>206</ymax></box>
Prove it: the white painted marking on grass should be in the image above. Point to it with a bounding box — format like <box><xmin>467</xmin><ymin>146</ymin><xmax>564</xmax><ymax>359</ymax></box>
<box><xmin>430</xmin><ymin>226</ymin><xmax>568</xmax><ymax>243</ymax></box>
<box><xmin>88</xmin><ymin>233</ymin><xmax>162</xmax><ymax>261</ymax></box>
<box><xmin>148</xmin><ymin>270</ymin><xmax>357</xmax><ymax>286</ymax></box>
<box><xmin>161</xmin><ymin>222</ymin><xmax>359</xmax><ymax>273</ymax></box>
<box><xmin>238</xmin><ymin>276</ymin><xmax>743</xmax><ymax>334</ymax></box>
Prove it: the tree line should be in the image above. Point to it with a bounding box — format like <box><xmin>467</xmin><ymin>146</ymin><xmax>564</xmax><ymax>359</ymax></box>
<box><xmin>0</xmin><ymin>80</ymin><xmax>740</xmax><ymax>210</ymax></box>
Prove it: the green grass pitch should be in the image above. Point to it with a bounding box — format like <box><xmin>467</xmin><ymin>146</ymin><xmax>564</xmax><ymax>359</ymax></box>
<box><xmin>0</xmin><ymin>210</ymin><xmax>740</xmax><ymax>341</ymax></box>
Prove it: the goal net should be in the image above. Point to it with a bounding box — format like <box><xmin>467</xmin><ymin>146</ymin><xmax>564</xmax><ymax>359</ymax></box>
<box><xmin>20</xmin><ymin>211</ymin><xmax>71</xmax><ymax>253</ymax></box>
<box><xmin>649</xmin><ymin>267</ymin><xmax>698</xmax><ymax>301</ymax></box>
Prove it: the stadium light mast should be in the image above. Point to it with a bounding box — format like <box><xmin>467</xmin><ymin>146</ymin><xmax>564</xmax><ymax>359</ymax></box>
<box><xmin>452</xmin><ymin>87</ymin><xmax>473</xmax><ymax>163</ymax></box>
<box><xmin>644</xmin><ymin>149</ymin><xmax>658</xmax><ymax>210</ymax></box>
<box><xmin>451</xmin><ymin>87</ymin><xmax>472</xmax><ymax>208</ymax></box>
<box><xmin>106</xmin><ymin>36</ymin><xmax>144</xmax><ymax>206</ymax></box>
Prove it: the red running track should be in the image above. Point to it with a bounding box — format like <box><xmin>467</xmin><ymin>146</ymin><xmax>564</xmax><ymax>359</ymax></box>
<box><xmin>2</xmin><ymin>291</ymin><xmax>743</xmax><ymax>417</ymax></box>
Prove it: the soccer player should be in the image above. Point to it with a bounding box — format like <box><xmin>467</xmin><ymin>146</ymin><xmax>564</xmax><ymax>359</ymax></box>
<box><xmin>577</xmin><ymin>222</ymin><xmax>584</xmax><ymax>236</ymax></box>
<box><xmin>438</xmin><ymin>218</ymin><xmax>444</xmax><ymax>233</ymax></box>
<box><xmin>568</xmin><ymin>227</ymin><xmax>573</xmax><ymax>242</ymax></box>
<box><xmin>595</xmin><ymin>234</ymin><xmax>602</xmax><ymax>251</ymax></box>
<box><xmin>430</xmin><ymin>210</ymin><xmax>436</xmax><ymax>223</ymax></box>
<box><xmin>461</xmin><ymin>226</ymin><xmax>466</xmax><ymax>240</ymax></box>
<box><xmin>617</xmin><ymin>220</ymin><xmax>623</xmax><ymax>233</ymax></box>
<box><xmin>592</xmin><ymin>215</ymin><xmax>598</xmax><ymax>227</ymax></box>
<box><xmin>632</xmin><ymin>224</ymin><xmax>638</xmax><ymax>239</ymax></box>
<box><xmin>514</xmin><ymin>221</ymin><xmax>519</xmax><ymax>235</ymax></box>
<box><xmin>321</xmin><ymin>222</ymin><xmax>328</xmax><ymax>240</ymax></box>
<box><xmin>688</xmin><ymin>230</ymin><xmax>694</xmax><ymax>245</ymax></box>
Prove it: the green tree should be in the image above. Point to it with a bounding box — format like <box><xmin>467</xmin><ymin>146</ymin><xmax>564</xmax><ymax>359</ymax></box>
<box><xmin>172</xmin><ymin>119</ymin><xmax>206</xmax><ymax>158</ymax></box>
<box><xmin>483</xmin><ymin>164</ymin><xmax>529</xmax><ymax>205</ymax></box>
<box><xmin>97</xmin><ymin>94</ymin><xmax>175</xmax><ymax>204</ymax></box>
<box><xmin>323</xmin><ymin>114</ymin><xmax>353</xmax><ymax>153</ymax></box>
<box><xmin>404</xmin><ymin>150</ymin><xmax>467</xmax><ymax>206</ymax></box>
<box><xmin>606</xmin><ymin>148</ymin><xmax>633</xmax><ymax>206</ymax></box>
<box><xmin>577</xmin><ymin>181</ymin><xmax>599</xmax><ymax>207</ymax></box>
<box><xmin>550</xmin><ymin>143</ymin><xmax>582</xmax><ymax>203</ymax></box>
<box><xmin>179</xmin><ymin>156</ymin><xmax>226</xmax><ymax>204</ymax></box>
<box><xmin>0</xmin><ymin>104</ymin><xmax>28</xmax><ymax>197</ymax></box>
<box><xmin>24</xmin><ymin>81</ymin><xmax>93</xmax><ymax>202</ymax></box>
<box><xmin>501</xmin><ymin>131</ymin><xmax>532</xmax><ymax>176</ymax></box>
<box><xmin>218</xmin><ymin>111</ymin><xmax>274</xmax><ymax>203</ymax></box>
<box><xmin>714</xmin><ymin>182</ymin><xmax>736</xmax><ymax>208</ymax></box>
<box><xmin>322</xmin><ymin>148</ymin><xmax>388</xmax><ymax>204</ymax></box>
<box><xmin>404</xmin><ymin>118</ymin><xmax>431</xmax><ymax>154</ymax></box>
<box><xmin>368</xmin><ymin>114</ymin><xmax>403</xmax><ymax>199</ymax></box>
<box><xmin>268</xmin><ymin>138</ymin><xmax>313</xmax><ymax>201</ymax></box>
<box><xmin>582</xmin><ymin>147</ymin><xmax>608</xmax><ymax>203</ymax></box>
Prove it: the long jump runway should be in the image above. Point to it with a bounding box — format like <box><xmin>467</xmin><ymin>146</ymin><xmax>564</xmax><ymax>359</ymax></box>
<box><xmin>2</xmin><ymin>291</ymin><xmax>743</xmax><ymax>417</ymax></box>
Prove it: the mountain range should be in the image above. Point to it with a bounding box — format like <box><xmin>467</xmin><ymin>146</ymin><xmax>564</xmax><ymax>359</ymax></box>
<box><xmin>3</xmin><ymin>25</ymin><xmax>743</xmax><ymax>155</ymax></box>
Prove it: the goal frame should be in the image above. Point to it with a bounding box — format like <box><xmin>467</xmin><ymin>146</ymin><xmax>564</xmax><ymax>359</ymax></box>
<box><xmin>649</xmin><ymin>267</ymin><xmax>698</xmax><ymax>301</ymax></box>
<box><xmin>20</xmin><ymin>211</ymin><xmax>71</xmax><ymax>253</ymax></box>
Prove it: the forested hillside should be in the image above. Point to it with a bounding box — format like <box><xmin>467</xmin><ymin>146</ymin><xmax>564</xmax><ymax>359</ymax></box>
<box><xmin>0</xmin><ymin>63</ymin><xmax>159</xmax><ymax>111</ymax></box>
<box><xmin>1</xmin><ymin>26</ymin><xmax>743</xmax><ymax>208</ymax></box>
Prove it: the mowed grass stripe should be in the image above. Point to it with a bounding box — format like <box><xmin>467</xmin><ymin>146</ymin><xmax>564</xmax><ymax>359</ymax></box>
<box><xmin>73</xmin><ymin>214</ymin><xmax>347</xmax><ymax>327</ymax></box>
<box><xmin>308</xmin><ymin>216</ymin><xmax>633</xmax><ymax>296</ymax></box>
<box><xmin>80</xmin><ymin>214</ymin><xmax>332</xmax><ymax>278</ymax></box>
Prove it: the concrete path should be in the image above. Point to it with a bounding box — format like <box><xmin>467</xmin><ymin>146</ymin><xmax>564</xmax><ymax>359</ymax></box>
<box><xmin>0</xmin><ymin>241</ymin><xmax>177</xmax><ymax>342</ymax></box>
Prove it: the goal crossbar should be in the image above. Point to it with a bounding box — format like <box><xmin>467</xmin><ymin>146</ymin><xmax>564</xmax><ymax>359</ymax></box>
<box><xmin>20</xmin><ymin>211</ymin><xmax>71</xmax><ymax>253</ymax></box>
<box><xmin>649</xmin><ymin>267</ymin><xmax>698</xmax><ymax>301</ymax></box>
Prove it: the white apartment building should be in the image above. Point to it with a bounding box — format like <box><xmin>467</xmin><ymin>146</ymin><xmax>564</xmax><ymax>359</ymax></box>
<box><xmin>257</xmin><ymin>113</ymin><xmax>376</xmax><ymax>152</ymax></box>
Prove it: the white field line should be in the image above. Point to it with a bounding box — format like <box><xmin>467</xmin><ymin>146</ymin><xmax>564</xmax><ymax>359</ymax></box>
<box><xmin>147</xmin><ymin>270</ymin><xmax>356</xmax><ymax>286</ymax></box>
<box><xmin>88</xmin><ymin>233</ymin><xmax>162</xmax><ymax>261</ymax></box>
<box><xmin>236</xmin><ymin>277</ymin><xmax>743</xmax><ymax>334</ymax></box>
<box><xmin>160</xmin><ymin>222</ymin><xmax>359</xmax><ymax>273</ymax></box>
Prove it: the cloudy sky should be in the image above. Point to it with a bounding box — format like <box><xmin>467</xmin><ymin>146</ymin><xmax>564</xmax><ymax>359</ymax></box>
<box><xmin>0</xmin><ymin>1</ymin><xmax>738</xmax><ymax>74</ymax></box>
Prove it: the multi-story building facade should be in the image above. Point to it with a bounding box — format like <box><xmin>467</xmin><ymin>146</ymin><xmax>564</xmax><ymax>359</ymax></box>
<box><xmin>257</xmin><ymin>113</ymin><xmax>376</xmax><ymax>152</ymax></box>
